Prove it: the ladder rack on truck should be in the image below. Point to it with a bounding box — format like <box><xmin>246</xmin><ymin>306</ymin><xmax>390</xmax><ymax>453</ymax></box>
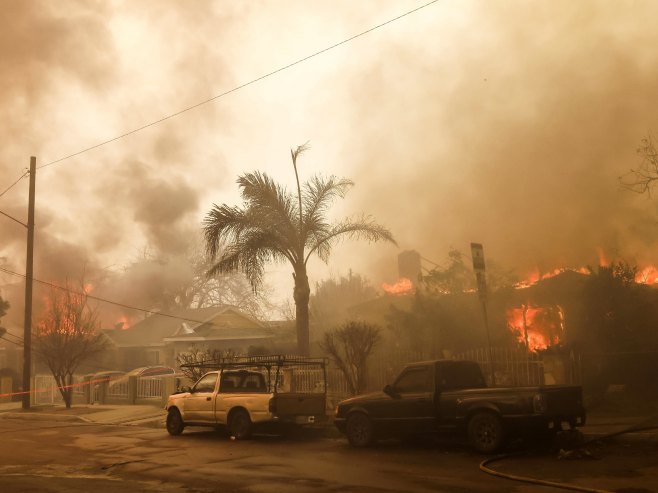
<box><xmin>179</xmin><ymin>355</ymin><xmax>328</xmax><ymax>394</ymax></box>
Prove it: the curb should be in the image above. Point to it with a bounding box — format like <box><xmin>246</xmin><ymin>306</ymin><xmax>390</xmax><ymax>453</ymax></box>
<box><xmin>1</xmin><ymin>412</ymin><xmax>90</xmax><ymax>423</ymax></box>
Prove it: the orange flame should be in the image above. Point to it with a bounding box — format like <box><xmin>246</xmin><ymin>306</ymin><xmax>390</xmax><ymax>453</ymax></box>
<box><xmin>636</xmin><ymin>266</ymin><xmax>658</xmax><ymax>285</ymax></box>
<box><xmin>514</xmin><ymin>267</ymin><xmax>589</xmax><ymax>289</ymax></box>
<box><xmin>598</xmin><ymin>248</ymin><xmax>609</xmax><ymax>267</ymax></box>
<box><xmin>115</xmin><ymin>316</ymin><xmax>132</xmax><ymax>330</ymax></box>
<box><xmin>382</xmin><ymin>277</ymin><xmax>414</xmax><ymax>296</ymax></box>
<box><xmin>506</xmin><ymin>304</ymin><xmax>563</xmax><ymax>351</ymax></box>
<box><xmin>515</xmin><ymin>262</ymin><xmax>658</xmax><ymax>288</ymax></box>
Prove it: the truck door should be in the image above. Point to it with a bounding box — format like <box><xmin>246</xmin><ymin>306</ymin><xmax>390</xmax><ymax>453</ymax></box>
<box><xmin>184</xmin><ymin>372</ymin><xmax>218</xmax><ymax>423</ymax></box>
<box><xmin>213</xmin><ymin>372</ymin><xmax>243</xmax><ymax>425</ymax></box>
<box><xmin>389</xmin><ymin>365</ymin><xmax>436</xmax><ymax>433</ymax></box>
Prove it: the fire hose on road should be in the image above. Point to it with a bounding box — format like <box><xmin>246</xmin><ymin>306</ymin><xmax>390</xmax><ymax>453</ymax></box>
<box><xmin>479</xmin><ymin>416</ymin><xmax>658</xmax><ymax>493</ymax></box>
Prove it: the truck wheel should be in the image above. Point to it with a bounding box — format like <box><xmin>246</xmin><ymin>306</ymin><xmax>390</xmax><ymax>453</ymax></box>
<box><xmin>467</xmin><ymin>412</ymin><xmax>505</xmax><ymax>454</ymax></box>
<box><xmin>228</xmin><ymin>409</ymin><xmax>253</xmax><ymax>440</ymax></box>
<box><xmin>166</xmin><ymin>408</ymin><xmax>184</xmax><ymax>436</ymax></box>
<box><xmin>346</xmin><ymin>413</ymin><xmax>374</xmax><ymax>447</ymax></box>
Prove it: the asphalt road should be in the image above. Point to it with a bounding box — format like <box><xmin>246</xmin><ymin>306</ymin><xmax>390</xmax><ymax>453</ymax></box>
<box><xmin>0</xmin><ymin>417</ymin><xmax>656</xmax><ymax>493</ymax></box>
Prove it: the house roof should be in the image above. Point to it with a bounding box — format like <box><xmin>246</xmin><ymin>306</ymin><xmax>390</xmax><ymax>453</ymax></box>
<box><xmin>346</xmin><ymin>293</ymin><xmax>415</xmax><ymax>325</ymax></box>
<box><xmin>105</xmin><ymin>305</ymin><xmax>274</xmax><ymax>348</ymax></box>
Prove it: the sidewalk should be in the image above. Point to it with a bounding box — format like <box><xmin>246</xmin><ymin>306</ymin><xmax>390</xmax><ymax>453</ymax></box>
<box><xmin>0</xmin><ymin>401</ymin><xmax>167</xmax><ymax>427</ymax></box>
<box><xmin>580</xmin><ymin>411</ymin><xmax>658</xmax><ymax>443</ymax></box>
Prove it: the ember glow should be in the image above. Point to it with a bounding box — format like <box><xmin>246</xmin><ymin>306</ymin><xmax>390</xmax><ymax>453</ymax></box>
<box><xmin>115</xmin><ymin>316</ymin><xmax>132</xmax><ymax>330</ymax></box>
<box><xmin>382</xmin><ymin>277</ymin><xmax>413</xmax><ymax>296</ymax></box>
<box><xmin>514</xmin><ymin>263</ymin><xmax>658</xmax><ymax>289</ymax></box>
<box><xmin>514</xmin><ymin>267</ymin><xmax>590</xmax><ymax>289</ymax></box>
<box><xmin>636</xmin><ymin>266</ymin><xmax>658</xmax><ymax>285</ymax></box>
<box><xmin>506</xmin><ymin>304</ymin><xmax>564</xmax><ymax>351</ymax></box>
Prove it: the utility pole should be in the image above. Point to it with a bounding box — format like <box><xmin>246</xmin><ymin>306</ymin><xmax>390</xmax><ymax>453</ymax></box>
<box><xmin>22</xmin><ymin>157</ymin><xmax>36</xmax><ymax>410</ymax></box>
<box><xmin>470</xmin><ymin>242</ymin><xmax>496</xmax><ymax>386</ymax></box>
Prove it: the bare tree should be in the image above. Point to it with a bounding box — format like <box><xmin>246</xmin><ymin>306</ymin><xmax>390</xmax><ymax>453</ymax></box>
<box><xmin>176</xmin><ymin>347</ymin><xmax>237</xmax><ymax>383</ymax></box>
<box><xmin>33</xmin><ymin>281</ymin><xmax>107</xmax><ymax>408</ymax></box>
<box><xmin>112</xmin><ymin>240</ymin><xmax>276</xmax><ymax>319</ymax></box>
<box><xmin>176</xmin><ymin>347</ymin><xmax>219</xmax><ymax>383</ymax></box>
<box><xmin>621</xmin><ymin>135</ymin><xmax>658</xmax><ymax>194</ymax></box>
<box><xmin>321</xmin><ymin>320</ymin><xmax>381</xmax><ymax>395</ymax></box>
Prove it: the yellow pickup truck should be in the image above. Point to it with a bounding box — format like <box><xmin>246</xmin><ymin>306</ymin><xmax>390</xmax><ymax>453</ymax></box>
<box><xmin>165</xmin><ymin>356</ymin><xmax>327</xmax><ymax>439</ymax></box>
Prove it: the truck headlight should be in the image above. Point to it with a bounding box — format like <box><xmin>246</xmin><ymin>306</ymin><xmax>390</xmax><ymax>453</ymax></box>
<box><xmin>532</xmin><ymin>393</ymin><xmax>547</xmax><ymax>414</ymax></box>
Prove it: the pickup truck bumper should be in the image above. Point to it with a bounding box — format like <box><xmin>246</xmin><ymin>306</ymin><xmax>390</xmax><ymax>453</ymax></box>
<box><xmin>273</xmin><ymin>414</ymin><xmax>324</xmax><ymax>425</ymax></box>
<box><xmin>502</xmin><ymin>411</ymin><xmax>587</xmax><ymax>432</ymax></box>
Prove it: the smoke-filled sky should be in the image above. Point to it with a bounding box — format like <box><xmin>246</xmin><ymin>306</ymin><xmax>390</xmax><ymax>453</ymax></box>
<box><xmin>2</xmin><ymin>0</ymin><xmax>658</xmax><ymax>327</ymax></box>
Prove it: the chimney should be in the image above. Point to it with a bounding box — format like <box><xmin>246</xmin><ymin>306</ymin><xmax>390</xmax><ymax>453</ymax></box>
<box><xmin>398</xmin><ymin>250</ymin><xmax>422</xmax><ymax>284</ymax></box>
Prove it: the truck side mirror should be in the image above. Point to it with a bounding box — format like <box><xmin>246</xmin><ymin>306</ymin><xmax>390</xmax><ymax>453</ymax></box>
<box><xmin>383</xmin><ymin>384</ymin><xmax>399</xmax><ymax>399</ymax></box>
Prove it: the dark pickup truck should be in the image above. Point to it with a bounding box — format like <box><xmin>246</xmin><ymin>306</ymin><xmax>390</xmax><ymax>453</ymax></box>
<box><xmin>334</xmin><ymin>359</ymin><xmax>586</xmax><ymax>453</ymax></box>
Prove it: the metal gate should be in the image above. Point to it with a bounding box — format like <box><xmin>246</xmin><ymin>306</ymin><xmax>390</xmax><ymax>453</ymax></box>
<box><xmin>33</xmin><ymin>374</ymin><xmax>64</xmax><ymax>405</ymax></box>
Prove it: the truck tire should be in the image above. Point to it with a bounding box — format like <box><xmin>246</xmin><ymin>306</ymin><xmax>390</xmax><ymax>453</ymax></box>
<box><xmin>467</xmin><ymin>412</ymin><xmax>505</xmax><ymax>454</ymax></box>
<box><xmin>228</xmin><ymin>409</ymin><xmax>253</xmax><ymax>440</ymax></box>
<box><xmin>346</xmin><ymin>413</ymin><xmax>374</xmax><ymax>447</ymax></box>
<box><xmin>166</xmin><ymin>408</ymin><xmax>184</xmax><ymax>436</ymax></box>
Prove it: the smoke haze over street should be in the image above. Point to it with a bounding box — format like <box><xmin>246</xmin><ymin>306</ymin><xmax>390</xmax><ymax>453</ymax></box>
<box><xmin>2</xmin><ymin>1</ymin><xmax>658</xmax><ymax>325</ymax></box>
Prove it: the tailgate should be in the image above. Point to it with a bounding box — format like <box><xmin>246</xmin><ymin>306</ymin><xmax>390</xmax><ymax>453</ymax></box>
<box><xmin>272</xmin><ymin>393</ymin><xmax>326</xmax><ymax>416</ymax></box>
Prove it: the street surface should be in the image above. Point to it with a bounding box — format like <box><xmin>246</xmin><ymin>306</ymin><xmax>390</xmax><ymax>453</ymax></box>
<box><xmin>0</xmin><ymin>416</ymin><xmax>657</xmax><ymax>492</ymax></box>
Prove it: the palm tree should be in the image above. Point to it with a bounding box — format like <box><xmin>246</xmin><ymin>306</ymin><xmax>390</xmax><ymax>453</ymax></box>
<box><xmin>203</xmin><ymin>144</ymin><xmax>396</xmax><ymax>355</ymax></box>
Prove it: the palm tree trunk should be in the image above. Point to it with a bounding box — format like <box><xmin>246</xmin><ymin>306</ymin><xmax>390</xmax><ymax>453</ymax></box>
<box><xmin>293</xmin><ymin>267</ymin><xmax>311</xmax><ymax>356</ymax></box>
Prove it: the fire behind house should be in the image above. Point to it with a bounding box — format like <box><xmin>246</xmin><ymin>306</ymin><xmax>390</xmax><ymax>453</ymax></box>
<box><xmin>372</xmin><ymin>253</ymin><xmax>658</xmax><ymax>395</ymax></box>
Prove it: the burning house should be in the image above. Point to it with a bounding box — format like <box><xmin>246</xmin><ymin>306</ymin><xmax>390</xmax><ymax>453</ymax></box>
<box><xmin>356</xmin><ymin>253</ymin><xmax>658</xmax><ymax>392</ymax></box>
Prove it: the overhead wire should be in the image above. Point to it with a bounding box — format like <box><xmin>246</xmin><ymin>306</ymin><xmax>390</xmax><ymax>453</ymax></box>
<box><xmin>0</xmin><ymin>265</ymin><xmax>261</xmax><ymax>333</ymax></box>
<box><xmin>34</xmin><ymin>0</ymin><xmax>439</xmax><ymax>171</ymax></box>
<box><xmin>0</xmin><ymin>170</ymin><xmax>28</xmax><ymax>199</ymax></box>
<box><xmin>0</xmin><ymin>1</ymin><xmax>441</xmax><ymax>342</ymax></box>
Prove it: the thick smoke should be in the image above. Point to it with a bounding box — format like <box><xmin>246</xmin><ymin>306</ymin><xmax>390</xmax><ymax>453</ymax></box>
<box><xmin>0</xmin><ymin>1</ymin><xmax>233</xmax><ymax>327</ymax></box>
<box><xmin>3</xmin><ymin>1</ymin><xmax>658</xmax><ymax>331</ymax></box>
<box><xmin>338</xmin><ymin>1</ymin><xmax>658</xmax><ymax>278</ymax></box>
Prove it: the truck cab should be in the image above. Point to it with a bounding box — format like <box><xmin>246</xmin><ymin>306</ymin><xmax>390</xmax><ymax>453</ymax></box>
<box><xmin>166</xmin><ymin>356</ymin><xmax>327</xmax><ymax>439</ymax></box>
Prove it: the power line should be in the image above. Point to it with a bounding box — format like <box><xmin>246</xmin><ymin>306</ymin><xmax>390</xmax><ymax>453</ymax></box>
<box><xmin>0</xmin><ymin>265</ymin><xmax>262</xmax><ymax>331</ymax></box>
<box><xmin>0</xmin><ymin>171</ymin><xmax>28</xmax><ymax>199</ymax></box>
<box><xmin>0</xmin><ymin>335</ymin><xmax>22</xmax><ymax>347</ymax></box>
<box><xmin>0</xmin><ymin>208</ymin><xmax>27</xmax><ymax>227</ymax></box>
<box><xmin>36</xmin><ymin>0</ymin><xmax>439</xmax><ymax>171</ymax></box>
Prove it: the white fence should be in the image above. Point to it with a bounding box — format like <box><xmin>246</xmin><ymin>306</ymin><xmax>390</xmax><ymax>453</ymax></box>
<box><xmin>107</xmin><ymin>379</ymin><xmax>128</xmax><ymax>397</ymax></box>
<box><xmin>33</xmin><ymin>374</ymin><xmax>64</xmax><ymax>405</ymax></box>
<box><xmin>31</xmin><ymin>373</ymin><xmax>175</xmax><ymax>406</ymax></box>
<box><xmin>137</xmin><ymin>378</ymin><xmax>163</xmax><ymax>399</ymax></box>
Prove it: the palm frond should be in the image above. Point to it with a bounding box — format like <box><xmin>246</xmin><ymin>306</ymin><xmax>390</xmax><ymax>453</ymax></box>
<box><xmin>203</xmin><ymin>204</ymin><xmax>250</xmax><ymax>259</ymax></box>
<box><xmin>304</xmin><ymin>215</ymin><xmax>397</xmax><ymax>265</ymax></box>
<box><xmin>291</xmin><ymin>142</ymin><xmax>311</xmax><ymax>164</ymax></box>
<box><xmin>206</xmin><ymin>229</ymin><xmax>295</xmax><ymax>291</ymax></box>
<box><xmin>238</xmin><ymin>171</ymin><xmax>300</xmax><ymax>242</ymax></box>
<box><xmin>301</xmin><ymin>175</ymin><xmax>353</xmax><ymax>236</ymax></box>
